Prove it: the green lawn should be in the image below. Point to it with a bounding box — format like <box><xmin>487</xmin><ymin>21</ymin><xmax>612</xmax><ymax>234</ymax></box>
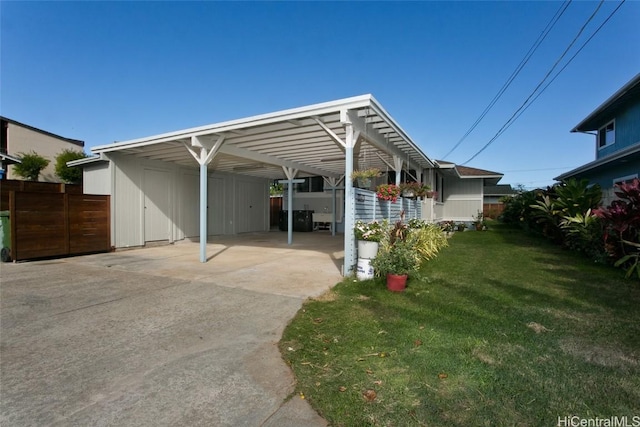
<box><xmin>280</xmin><ymin>223</ymin><xmax>640</xmax><ymax>426</ymax></box>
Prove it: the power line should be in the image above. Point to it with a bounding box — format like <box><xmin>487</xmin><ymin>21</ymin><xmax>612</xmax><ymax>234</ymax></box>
<box><xmin>441</xmin><ymin>0</ymin><xmax>571</xmax><ymax>160</ymax></box>
<box><xmin>503</xmin><ymin>0</ymin><xmax>627</xmax><ymax>129</ymax></box>
<box><xmin>501</xmin><ymin>166</ymin><xmax>577</xmax><ymax>173</ymax></box>
<box><xmin>461</xmin><ymin>0</ymin><xmax>620</xmax><ymax>166</ymax></box>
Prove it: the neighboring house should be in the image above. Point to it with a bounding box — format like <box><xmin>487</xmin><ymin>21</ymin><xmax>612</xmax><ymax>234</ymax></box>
<box><xmin>71</xmin><ymin>95</ymin><xmax>504</xmax><ymax>275</ymax></box>
<box><xmin>426</xmin><ymin>161</ymin><xmax>504</xmax><ymax>222</ymax></box>
<box><xmin>483</xmin><ymin>184</ymin><xmax>516</xmax><ymax>219</ymax></box>
<box><xmin>483</xmin><ymin>184</ymin><xmax>516</xmax><ymax>205</ymax></box>
<box><xmin>0</xmin><ymin>117</ymin><xmax>85</xmax><ymax>182</ymax></box>
<box><xmin>0</xmin><ymin>152</ymin><xmax>22</xmax><ymax>180</ymax></box>
<box><xmin>555</xmin><ymin>73</ymin><xmax>640</xmax><ymax>203</ymax></box>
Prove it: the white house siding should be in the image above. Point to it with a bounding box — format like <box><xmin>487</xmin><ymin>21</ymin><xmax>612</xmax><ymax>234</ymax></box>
<box><xmin>143</xmin><ymin>168</ymin><xmax>172</xmax><ymax>242</ymax></box>
<box><xmin>441</xmin><ymin>177</ymin><xmax>483</xmax><ymax>221</ymax></box>
<box><xmin>82</xmin><ymin>161</ymin><xmax>111</xmax><ymax>195</ymax></box>
<box><xmin>105</xmin><ymin>153</ymin><xmax>270</xmax><ymax>249</ymax></box>
<box><xmin>112</xmin><ymin>153</ymin><xmax>145</xmax><ymax>248</ymax></box>
<box><xmin>180</xmin><ymin>172</ymin><xmax>200</xmax><ymax>239</ymax></box>
<box><xmin>235</xmin><ymin>177</ymin><xmax>269</xmax><ymax>234</ymax></box>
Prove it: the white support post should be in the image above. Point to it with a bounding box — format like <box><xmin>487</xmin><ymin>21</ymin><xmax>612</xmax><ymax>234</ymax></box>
<box><xmin>279</xmin><ymin>167</ymin><xmax>303</xmax><ymax>245</ymax></box>
<box><xmin>199</xmin><ymin>161</ymin><xmax>207</xmax><ymax>262</ymax></box>
<box><xmin>323</xmin><ymin>176</ymin><xmax>344</xmax><ymax>237</ymax></box>
<box><xmin>343</xmin><ymin>116</ymin><xmax>356</xmax><ymax>276</ymax></box>
<box><xmin>393</xmin><ymin>155</ymin><xmax>403</xmax><ymax>186</ymax></box>
<box><xmin>184</xmin><ymin>135</ymin><xmax>225</xmax><ymax>263</ymax></box>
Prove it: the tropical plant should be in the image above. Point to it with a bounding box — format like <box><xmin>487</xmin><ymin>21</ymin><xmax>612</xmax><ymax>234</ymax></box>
<box><xmin>594</xmin><ymin>178</ymin><xmax>640</xmax><ymax>277</ymax></box>
<box><xmin>406</xmin><ymin>223</ymin><xmax>448</xmax><ymax>261</ymax></box>
<box><xmin>54</xmin><ymin>149</ymin><xmax>87</xmax><ymax>183</ymax></box>
<box><xmin>530</xmin><ymin>194</ymin><xmax>563</xmax><ymax>242</ymax></box>
<box><xmin>614</xmin><ymin>240</ymin><xmax>640</xmax><ymax>279</ymax></box>
<box><xmin>376</xmin><ymin>184</ymin><xmax>401</xmax><ymax>202</ymax></box>
<box><xmin>553</xmin><ymin>178</ymin><xmax>602</xmax><ymax>217</ymax></box>
<box><xmin>13</xmin><ymin>151</ymin><xmax>50</xmax><ymax>181</ymax></box>
<box><xmin>560</xmin><ymin>209</ymin><xmax>606</xmax><ymax>261</ymax></box>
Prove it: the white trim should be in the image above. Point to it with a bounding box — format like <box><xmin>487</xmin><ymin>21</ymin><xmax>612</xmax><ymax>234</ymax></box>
<box><xmin>555</xmin><ymin>142</ymin><xmax>640</xmax><ymax>181</ymax></box>
<box><xmin>597</xmin><ymin>119</ymin><xmax>616</xmax><ymax>150</ymax></box>
<box><xmin>67</xmin><ymin>154</ymin><xmax>107</xmax><ymax>167</ymax></box>
<box><xmin>613</xmin><ymin>173</ymin><xmax>638</xmax><ymax>185</ymax></box>
<box><xmin>92</xmin><ymin>95</ymin><xmax>374</xmax><ymax>152</ymax></box>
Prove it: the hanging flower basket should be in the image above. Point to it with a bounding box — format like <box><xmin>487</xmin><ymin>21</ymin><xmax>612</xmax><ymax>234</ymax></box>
<box><xmin>399</xmin><ymin>182</ymin><xmax>421</xmax><ymax>199</ymax></box>
<box><xmin>351</xmin><ymin>168</ymin><xmax>381</xmax><ymax>189</ymax></box>
<box><xmin>356</xmin><ymin>177</ymin><xmax>372</xmax><ymax>189</ymax></box>
<box><xmin>376</xmin><ymin>184</ymin><xmax>401</xmax><ymax>202</ymax></box>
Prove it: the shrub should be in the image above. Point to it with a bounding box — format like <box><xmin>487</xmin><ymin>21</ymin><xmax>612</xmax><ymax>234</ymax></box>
<box><xmin>370</xmin><ymin>214</ymin><xmax>448</xmax><ymax>277</ymax></box>
<box><xmin>54</xmin><ymin>149</ymin><xmax>87</xmax><ymax>183</ymax></box>
<box><xmin>594</xmin><ymin>178</ymin><xmax>640</xmax><ymax>278</ymax></box>
<box><xmin>500</xmin><ymin>189</ymin><xmax>541</xmax><ymax>231</ymax></box>
<box><xmin>13</xmin><ymin>151</ymin><xmax>50</xmax><ymax>181</ymax></box>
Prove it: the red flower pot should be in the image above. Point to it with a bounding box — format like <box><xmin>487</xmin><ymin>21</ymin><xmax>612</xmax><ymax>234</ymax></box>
<box><xmin>386</xmin><ymin>274</ymin><xmax>408</xmax><ymax>292</ymax></box>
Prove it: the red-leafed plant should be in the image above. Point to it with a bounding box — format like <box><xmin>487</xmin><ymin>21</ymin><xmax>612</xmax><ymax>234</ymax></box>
<box><xmin>594</xmin><ymin>178</ymin><xmax>640</xmax><ymax>278</ymax></box>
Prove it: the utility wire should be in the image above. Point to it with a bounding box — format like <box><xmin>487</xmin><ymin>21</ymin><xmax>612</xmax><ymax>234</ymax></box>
<box><xmin>461</xmin><ymin>0</ymin><xmax>614</xmax><ymax>165</ymax></box>
<box><xmin>441</xmin><ymin>0</ymin><xmax>571</xmax><ymax>160</ymax></box>
<box><xmin>501</xmin><ymin>0</ymin><xmax>627</xmax><ymax>131</ymax></box>
<box><xmin>502</xmin><ymin>166</ymin><xmax>577</xmax><ymax>172</ymax></box>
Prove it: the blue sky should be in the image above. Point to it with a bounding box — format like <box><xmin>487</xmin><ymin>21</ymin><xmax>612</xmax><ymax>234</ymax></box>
<box><xmin>2</xmin><ymin>1</ymin><xmax>638</xmax><ymax>188</ymax></box>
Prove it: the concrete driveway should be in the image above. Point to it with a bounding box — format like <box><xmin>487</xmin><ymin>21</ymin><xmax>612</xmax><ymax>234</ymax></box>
<box><xmin>1</xmin><ymin>231</ymin><xmax>343</xmax><ymax>426</ymax></box>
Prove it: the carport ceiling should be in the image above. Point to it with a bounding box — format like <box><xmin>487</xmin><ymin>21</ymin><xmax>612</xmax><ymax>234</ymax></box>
<box><xmin>92</xmin><ymin>95</ymin><xmax>435</xmax><ymax>179</ymax></box>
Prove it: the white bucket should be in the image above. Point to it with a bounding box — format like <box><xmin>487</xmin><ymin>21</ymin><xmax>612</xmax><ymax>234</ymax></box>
<box><xmin>356</xmin><ymin>258</ymin><xmax>375</xmax><ymax>281</ymax></box>
<box><xmin>357</xmin><ymin>240</ymin><xmax>379</xmax><ymax>260</ymax></box>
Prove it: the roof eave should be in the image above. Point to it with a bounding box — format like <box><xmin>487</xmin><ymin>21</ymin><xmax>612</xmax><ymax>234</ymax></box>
<box><xmin>92</xmin><ymin>95</ymin><xmax>375</xmax><ymax>153</ymax></box>
<box><xmin>571</xmin><ymin>73</ymin><xmax>640</xmax><ymax>133</ymax></box>
<box><xmin>554</xmin><ymin>142</ymin><xmax>640</xmax><ymax>181</ymax></box>
<box><xmin>0</xmin><ymin>153</ymin><xmax>22</xmax><ymax>165</ymax></box>
<box><xmin>67</xmin><ymin>154</ymin><xmax>108</xmax><ymax>167</ymax></box>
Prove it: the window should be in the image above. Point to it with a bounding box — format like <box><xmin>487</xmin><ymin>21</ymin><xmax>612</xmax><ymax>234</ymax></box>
<box><xmin>294</xmin><ymin>176</ymin><xmax>325</xmax><ymax>193</ymax></box>
<box><xmin>598</xmin><ymin>120</ymin><xmax>615</xmax><ymax>148</ymax></box>
<box><xmin>0</xmin><ymin>119</ymin><xmax>7</xmax><ymax>154</ymax></box>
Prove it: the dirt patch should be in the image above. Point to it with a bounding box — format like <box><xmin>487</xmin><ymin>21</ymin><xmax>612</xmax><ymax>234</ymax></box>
<box><xmin>527</xmin><ymin>322</ymin><xmax>552</xmax><ymax>334</ymax></box>
<box><xmin>560</xmin><ymin>338</ymin><xmax>639</xmax><ymax>368</ymax></box>
<box><xmin>472</xmin><ymin>347</ymin><xmax>498</xmax><ymax>365</ymax></box>
<box><xmin>311</xmin><ymin>290</ymin><xmax>338</xmax><ymax>302</ymax></box>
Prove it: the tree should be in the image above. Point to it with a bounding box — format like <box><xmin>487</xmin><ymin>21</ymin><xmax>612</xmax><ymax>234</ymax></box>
<box><xmin>55</xmin><ymin>149</ymin><xmax>87</xmax><ymax>183</ymax></box>
<box><xmin>13</xmin><ymin>151</ymin><xmax>50</xmax><ymax>181</ymax></box>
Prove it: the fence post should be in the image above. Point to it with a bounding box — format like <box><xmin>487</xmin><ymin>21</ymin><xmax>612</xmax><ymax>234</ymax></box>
<box><xmin>9</xmin><ymin>191</ymin><xmax>16</xmax><ymax>261</ymax></box>
<box><xmin>64</xmin><ymin>193</ymin><xmax>70</xmax><ymax>255</ymax></box>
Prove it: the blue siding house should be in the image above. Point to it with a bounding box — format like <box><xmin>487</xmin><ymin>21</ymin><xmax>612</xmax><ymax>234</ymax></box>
<box><xmin>555</xmin><ymin>73</ymin><xmax>640</xmax><ymax>202</ymax></box>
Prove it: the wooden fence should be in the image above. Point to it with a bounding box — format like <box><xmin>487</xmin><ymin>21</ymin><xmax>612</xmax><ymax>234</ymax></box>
<box><xmin>1</xmin><ymin>180</ymin><xmax>110</xmax><ymax>261</ymax></box>
<box><xmin>483</xmin><ymin>203</ymin><xmax>505</xmax><ymax>219</ymax></box>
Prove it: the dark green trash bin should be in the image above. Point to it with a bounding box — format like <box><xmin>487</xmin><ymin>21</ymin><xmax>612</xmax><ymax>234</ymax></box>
<box><xmin>0</xmin><ymin>210</ymin><xmax>11</xmax><ymax>262</ymax></box>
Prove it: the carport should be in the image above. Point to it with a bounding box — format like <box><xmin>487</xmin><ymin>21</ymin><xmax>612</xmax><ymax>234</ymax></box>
<box><xmin>74</xmin><ymin>95</ymin><xmax>435</xmax><ymax>274</ymax></box>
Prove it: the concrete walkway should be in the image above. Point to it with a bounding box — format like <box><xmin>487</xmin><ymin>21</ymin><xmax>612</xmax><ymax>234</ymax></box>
<box><xmin>1</xmin><ymin>231</ymin><xmax>343</xmax><ymax>426</ymax></box>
